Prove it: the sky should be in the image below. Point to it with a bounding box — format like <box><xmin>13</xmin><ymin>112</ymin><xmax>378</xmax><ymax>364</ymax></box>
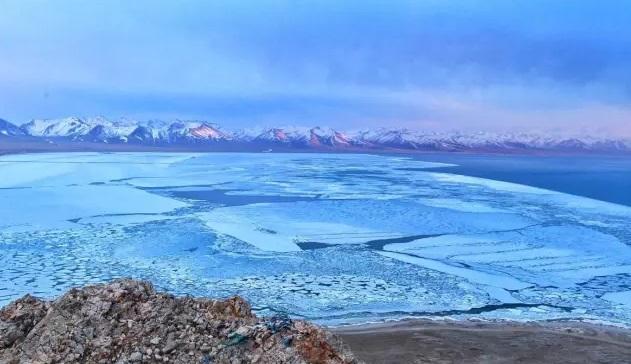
<box><xmin>1</xmin><ymin>0</ymin><xmax>630</xmax><ymax>135</ymax></box>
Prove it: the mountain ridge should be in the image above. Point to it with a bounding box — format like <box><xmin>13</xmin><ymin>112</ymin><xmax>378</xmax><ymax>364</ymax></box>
<box><xmin>1</xmin><ymin>116</ymin><xmax>629</xmax><ymax>154</ymax></box>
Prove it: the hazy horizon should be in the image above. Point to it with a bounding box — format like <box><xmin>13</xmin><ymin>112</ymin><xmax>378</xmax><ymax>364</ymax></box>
<box><xmin>1</xmin><ymin>1</ymin><xmax>630</xmax><ymax>137</ymax></box>
<box><xmin>4</xmin><ymin>115</ymin><xmax>631</xmax><ymax>139</ymax></box>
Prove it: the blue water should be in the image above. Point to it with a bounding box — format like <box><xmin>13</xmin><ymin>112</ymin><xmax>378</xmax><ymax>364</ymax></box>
<box><xmin>409</xmin><ymin>153</ymin><xmax>631</xmax><ymax>207</ymax></box>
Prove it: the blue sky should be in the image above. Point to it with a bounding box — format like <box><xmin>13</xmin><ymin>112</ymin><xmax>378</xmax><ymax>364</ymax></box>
<box><xmin>1</xmin><ymin>0</ymin><xmax>630</xmax><ymax>135</ymax></box>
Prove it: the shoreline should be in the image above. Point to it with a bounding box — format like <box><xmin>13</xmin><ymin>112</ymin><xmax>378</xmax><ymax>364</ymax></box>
<box><xmin>325</xmin><ymin>315</ymin><xmax>631</xmax><ymax>331</ymax></box>
<box><xmin>333</xmin><ymin>318</ymin><xmax>631</xmax><ymax>363</ymax></box>
<box><xmin>330</xmin><ymin>316</ymin><xmax>631</xmax><ymax>335</ymax></box>
<box><xmin>2</xmin><ymin>138</ymin><xmax>631</xmax><ymax>158</ymax></box>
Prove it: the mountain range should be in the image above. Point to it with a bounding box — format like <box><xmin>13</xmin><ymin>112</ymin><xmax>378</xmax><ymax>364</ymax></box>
<box><xmin>1</xmin><ymin>116</ymin><xmax>629</xmax><ymax>154</ymax></box>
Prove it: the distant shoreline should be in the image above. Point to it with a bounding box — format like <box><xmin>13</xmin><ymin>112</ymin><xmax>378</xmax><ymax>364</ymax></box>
<box><xmin>2</xmin><ymin>138</ymin><xmax>630</xmax><ymax>158</ymax></box>
<box><xmin>334</xmin><ymin>318</ymin><xmax>631</xmax><ymax>363</ymax></box>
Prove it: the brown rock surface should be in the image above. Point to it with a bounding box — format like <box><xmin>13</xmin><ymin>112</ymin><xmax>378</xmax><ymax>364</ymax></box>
<box><xmin>335</xmin><ymin>319</ymin><xmax>631</xmax><ymax>364</ymax></box>
<box><xmin>0</xmin><ymin>279</ymin><xmax>359</xmax><ymax>364</ymax></box>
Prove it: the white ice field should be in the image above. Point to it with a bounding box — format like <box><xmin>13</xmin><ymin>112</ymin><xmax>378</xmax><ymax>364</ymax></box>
<box><xmin>1</xmin><ymin>152</ymin><xmax>631</xmax><ymax>326</ymax></box>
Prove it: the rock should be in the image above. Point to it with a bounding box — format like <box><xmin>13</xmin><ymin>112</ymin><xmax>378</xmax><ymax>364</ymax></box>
<box><xmin>0</xmin><ymin>295</ymin><xmax>49</xmax><ymax>349</ymax></box>
<box><xmin>267</xmin><ymin>314</ymin><xmax>293</xmax><ymax>333</ymax></box>
<box><xmin>0</xmin><ymin>279</ymin><xmax>359</xmax><ymax>363</ymax></box>
<box><xmin>130</xmin><ymin>351</ymin><xmax>143</xmax><ymax>362</ymax></box>
<box><xmin>234</xmin><ymin>326</ymin><xmax>252</xmax><ymax>337</ymax></box>
<box><xmin>163</xmin><ymin>339</ymin><xmax>179</xmax><ymax>353</ymax></box>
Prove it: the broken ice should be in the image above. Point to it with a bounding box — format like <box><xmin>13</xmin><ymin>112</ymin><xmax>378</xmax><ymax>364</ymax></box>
<box><xmin>1</xmin><ymin>152</ymin><xmax>631</xmax><ymax>326</ymax></box>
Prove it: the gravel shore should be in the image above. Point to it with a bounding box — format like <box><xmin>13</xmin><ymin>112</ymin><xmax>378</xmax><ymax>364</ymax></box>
<box><xmin>334</xmin><ymin>319</ymin><xmax>631</xmax><ymax>364</ymax></box>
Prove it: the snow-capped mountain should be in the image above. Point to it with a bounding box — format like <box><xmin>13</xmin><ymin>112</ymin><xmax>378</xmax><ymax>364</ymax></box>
<box><xmin>309</xmin><ymin>127</ymin><xmax>353</xmax><ymax>147</ymax></box>
<box><xmin>167</xmin><ymin>121</ymin><xmax>231</xmax><ymax>143</ymax></box>
<box><xmin>84</xmin><ymin>118</ymin><xmax>138</xmax><ymax>143</ymax></box>
<box><xmin>20</xmin><ymin>117</ymin><xmax>93</xmax><ymax>138</ymax></box>
<box><xmin>0</xmin><ymin>119</ymin><xmax>23</xmax><ymax>136</ymax></box>
<box><xmin>126</xmin><ymin>120</ymin><xmax>170</xmax><ymax>144</ymax></box>
<box><xmin>239</xmin><ymin>126</ymin><xmax>354</xmax><ymax>148</ymax></box>
<box><xmin>2</xmin><ymin>116</ymin><xmax>630</xmax><ymax>154</ymax></box>
<box><xmin>357</xmin><ymin>128</ymin><xmax>428</xmax><ymax>149</ymax></box>
<box><xmin>251</xmin><ymin>128</ymin><xmax>295</xmax><ymax>143</ymax></box>
<box><xmin>355</xmin><ymin>129</ymin><xmax>631</xmax><ymax>153</ymax></box>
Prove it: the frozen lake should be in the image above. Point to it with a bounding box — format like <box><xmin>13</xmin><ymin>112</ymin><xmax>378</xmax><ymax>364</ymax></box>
<box><xmin>1</xmin><ymin>152</ymin><xmax>631</xmax><ymax>326</ymax></box>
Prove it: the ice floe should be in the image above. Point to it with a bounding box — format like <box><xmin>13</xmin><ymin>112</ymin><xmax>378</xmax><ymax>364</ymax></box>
<box><xmin>1</xmin><ymin>152</ymin><xmax>631</xmax><ymax>326</ymax></box>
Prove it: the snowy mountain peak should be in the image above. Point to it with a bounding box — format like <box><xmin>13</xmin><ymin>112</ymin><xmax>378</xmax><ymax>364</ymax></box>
<box><xmin>308</xmin><ymin>127</ymin><xmax>352</xmax><ymax>147</ymax></box>
<box><xmin>2</xmin><ymin>116</ymin><xmax>630</xmax><ymax>154</ymax></box>
<box><xmin>168</xmin><ymin>121</ymin><xmax>230</xmax><ymax>141</ymax></box>
<box><xmin>21</xmin><ymin>117</ymin><xmax>91</xmax><ymax>138</ymax></box>
<box><xmin>0</xmin><ymin>119</ymin><xmax>22</xmax><ymax>136</ymax></box>
<box><xmin>255</xmin><ymin>128</ymin><xmax>290</xmax><ymax>142</ymax></box>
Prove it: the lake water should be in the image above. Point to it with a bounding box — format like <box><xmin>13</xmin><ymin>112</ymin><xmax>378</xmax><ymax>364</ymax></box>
<box><xmin>0</xmin><ymin>152</ymin><xmax>630</xmax><ymax>326</ymax></box>
<box><xmin>410</xmin><ymin>153</ymin><xmax>631</xmax><ymax>207</ymax></box>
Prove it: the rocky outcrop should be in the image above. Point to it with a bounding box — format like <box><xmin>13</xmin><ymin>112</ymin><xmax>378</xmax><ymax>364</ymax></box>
<box><xmin>0</xmin><ymin>279</ymin><xmax>359</xmax><ymax>364</ymax></box>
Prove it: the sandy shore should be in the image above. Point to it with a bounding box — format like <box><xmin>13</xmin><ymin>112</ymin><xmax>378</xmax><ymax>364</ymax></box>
<box><xmin>333</xmin><ymin>319</ymin><xmax>631</xmax><ymax>364</ymax></box>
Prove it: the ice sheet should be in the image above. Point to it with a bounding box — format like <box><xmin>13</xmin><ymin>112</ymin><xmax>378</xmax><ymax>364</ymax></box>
<box><xmin>603</xmin><ymin>291</ymin><xmax>631</xmax><ymax>308</ymax></box>
<box><xmin>378</xmin><ymin>251</ymin><xmax>530</xmax><ymax>290</ymax></box>
<box><xmin>1</xmin><ymin>152</ymin><xmax>630</xmax><ymax>325</ymax></box>
<box><xmin>0</xmin><ymin>185</ymin><xmax>187</xmax><ymax>231</ymax></box>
